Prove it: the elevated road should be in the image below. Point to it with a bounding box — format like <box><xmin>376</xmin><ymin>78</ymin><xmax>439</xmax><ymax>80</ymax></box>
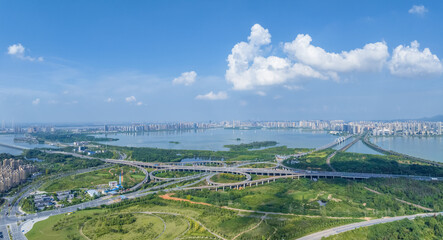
<box><xmin>47</xmin><ymin>150</ymin><xmax>443</xmax><ymax>182</ymax></box>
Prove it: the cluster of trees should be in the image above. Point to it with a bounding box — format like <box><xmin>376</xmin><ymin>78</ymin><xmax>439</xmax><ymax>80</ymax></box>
<box><xmin>32</xmin><ymin>132</ymin><xmax>117</xmax><ymax>143</ymax></box>
<box><xmin>155</xmin><ymin>170</ymin><xmax>198</xmax><ymax>178</ymax></box>
<box><xmin>91</xmin><ymin>151</ymin><xmax>115</xmax><ymax>159</ymax></box>
<box><xmin>20</xmin><ymin>196</ymin><xmax>36</xmax><ymax>213</ymax></box>
<box><xmin>224</xmin><ymin>141</ymin><xmax>278</xmax><ymax>151</ymax></box>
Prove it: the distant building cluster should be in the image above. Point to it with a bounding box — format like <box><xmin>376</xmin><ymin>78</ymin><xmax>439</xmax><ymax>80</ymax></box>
<box><xmin>103</xmin><ymin>122</ymin><xmax>214</xmax><ymax>133</ymax></box>
<box><xmin>0</xmin><ymin>159</ymin><xmax>37</xmax><ymax>193</ymax></box>
<box><xmin>368</xmin><ymin>121</ymin><xmax>442</xmax><ymax>136</ymax></box>
<box><xmin>1</xmin><ymin>119</ymin><xmax>441</xmax><ymax>137</ymax></box>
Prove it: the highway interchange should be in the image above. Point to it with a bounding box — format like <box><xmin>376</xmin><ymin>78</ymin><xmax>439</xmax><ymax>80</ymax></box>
<box><xmin>1</xmin><ymin>138</ymin><xmax>442</xmax><ymax>240</ymax></box>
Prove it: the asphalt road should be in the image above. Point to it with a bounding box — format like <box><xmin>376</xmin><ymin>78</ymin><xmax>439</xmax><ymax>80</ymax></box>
<box><xmin>297</xmin><ymin>213</ymin><xmax>443</xmax><ymax>240</ymax></box>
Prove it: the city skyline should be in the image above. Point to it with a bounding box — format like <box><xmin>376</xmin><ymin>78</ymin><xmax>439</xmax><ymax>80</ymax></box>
<box><xmin>1</xmin><ymin>1</ymin><xmax>443</xmax><ymax>122</ymax></box>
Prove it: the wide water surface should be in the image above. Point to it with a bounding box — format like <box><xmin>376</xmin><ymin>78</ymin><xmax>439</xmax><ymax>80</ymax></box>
<box><xmin>0</xmin><ymin>134</ymin><xmax>57</xmax><ymax>155</ymax></box>
<box><xmin>372</xmin><ymin>136</ymin><xmax>443</xmax><ymax>162</ymax></box>
<box><xmin>95</xmin><ymin>128</ymin><xmax>339</xmax><ymax>151</ymax></box>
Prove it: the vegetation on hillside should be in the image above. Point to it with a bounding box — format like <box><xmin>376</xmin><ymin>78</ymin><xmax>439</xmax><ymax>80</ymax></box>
<box><xmin>325</xmin><ymin>216</ymin><xmax>443</xmax><ymax>240</ymax></box>
<box><xmin>25</xmin><ymin>149</ymin><xmax>103</xmax><ymax>173</ymax></box>
<box><xmin>26</xmin><ymin>194</ymin><xmax>360</xmax><ymax>240</ymax></box>
<box><xmin>175</xmin><ymin>178</ymin><xmax>442</xmax><ymax>218</ymax></box>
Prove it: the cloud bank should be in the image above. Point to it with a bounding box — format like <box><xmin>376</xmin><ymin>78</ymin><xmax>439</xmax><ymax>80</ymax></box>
<box><xmin>226</xmin><ymin>24</ymin><xmax>325</xmax><ymax>90</ymax></box>
<box><xmin>225</xmin><ymin>24</ymin><xmax>442</xmax><ymax>90</ymax></box>
<box><xmin>283</xmin><ymin>34</ymin><xmax>389</xmax><ymax>72</ymax></box>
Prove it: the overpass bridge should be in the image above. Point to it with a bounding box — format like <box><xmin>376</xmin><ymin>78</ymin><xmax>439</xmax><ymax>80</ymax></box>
<box><xmin>103</xmin><ymin>157</ymin><xmax>443</xmax><ymax>182</ymax></box>
<box><xmin>276</xmin><ymin>135</ymin><xmax>353</xmax><ymax>161</ymax></box>
<box><xmin>0</xmin><ymin>142</ymin><xmax>29</xmax><ymax>151</ymax></box>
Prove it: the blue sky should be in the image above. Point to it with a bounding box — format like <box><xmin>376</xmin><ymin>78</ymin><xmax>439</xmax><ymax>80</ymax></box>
<box><xmin>1</xmin><ymin>0</ymin><xmax>442</xmax><ymax>123</ymax></box>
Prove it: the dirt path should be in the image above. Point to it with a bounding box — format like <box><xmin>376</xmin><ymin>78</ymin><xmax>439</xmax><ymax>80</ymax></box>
<box><xmin>231</xmin><ymin>214</ymin><xmax>267</xmax><ymax>240</ymax></box>
<box><xmin>364</xmin><ymin>187</ymin><xmax>433</xmax><ymax>212</ymax></box>
<box><xmin>160</xmin><ymin>193</ymin><xmax>213</xmax><ymax>206</ymax></box>
<box><xmin>326</xmin><ymin>151</ymin><xmax>337</xmax><ymax>172</ymax></box>
<box><xmin>141</xmin><ymin>211</ymin><xmax>226</xmax><ymax>240</ymax></box>
<box><xmin>79</xmin><ymin>224</ymin><xmax>91</xmax><ymax>240</ymax></box>
<box><xmin>160</xmin><ymin>193</ymin><xmax>370</xmax><ymax>220</ymax></box>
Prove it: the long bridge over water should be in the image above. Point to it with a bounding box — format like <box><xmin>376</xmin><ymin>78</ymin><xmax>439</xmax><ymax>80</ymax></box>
<box><xmin>0</xmin><ymin>142</ymin><xmax>30</xmax><ymax>151</ymax></box>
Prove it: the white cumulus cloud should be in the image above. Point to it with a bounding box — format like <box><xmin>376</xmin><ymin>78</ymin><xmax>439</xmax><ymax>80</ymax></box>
<box><xmin>125</xmin><ymin>96</ymin><xmax>137</xmax><ymax>102</ymax></box>
<box><xmin>105</xmin><ymin>97</ymin><xmax>113</xmax><ymax>102</ymax></box>
<box><xmin>283</xmin><ymin>34</ymin><xmax>389</xmax><ymax>73</ymax></box>
<box><xmin>226</xmin><ymin>24</ymin><xmax>325</xmax><ymax>90</ymax></box>
<box><xmin>173</xmin><ymin>71</ymin><xmax>197</xmax><ymax>86</ymax></box>
<box><xmin>409</xmin><ymin>5</ymin><xmax>428</xmax><ymax>15</ymax></box>
<box><xmin>195</xmin><ymin>91</ymin><xmax>228</xmax><ymax>100</ymax></box>
<box><xmin>32</xmin><ymin>98</ymin><xmax>40</xmax><ymax>105</ymax></box>
<box><xmin>7</xmin><ymin>43</ymin><xmax>43</xmax><ymax>61</ymax></box>
<box><xmin>136</xmin><ymin>101</ymin><xmax>143</xmax><ymax>106</ymax></box>
<box><xmin>389</xmin><ymin>40</ymin><xmax>443</xmax><ymax>77</ymax></box>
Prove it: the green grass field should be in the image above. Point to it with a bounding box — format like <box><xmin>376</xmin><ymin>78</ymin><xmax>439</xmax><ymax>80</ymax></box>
<box><xmin>210</xmin><ymin>173</ymin><xmax>247</xmax><ymax>183</ymax></box>
<box><xmin>27</xmin><ymin>194</ymin><xmax>361</xmax><ymax>240</ymax></box>
<box><xmin>40</xmin><ymin>165</ymin><xmax>146</xmax><ymax>192</ymax></box>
